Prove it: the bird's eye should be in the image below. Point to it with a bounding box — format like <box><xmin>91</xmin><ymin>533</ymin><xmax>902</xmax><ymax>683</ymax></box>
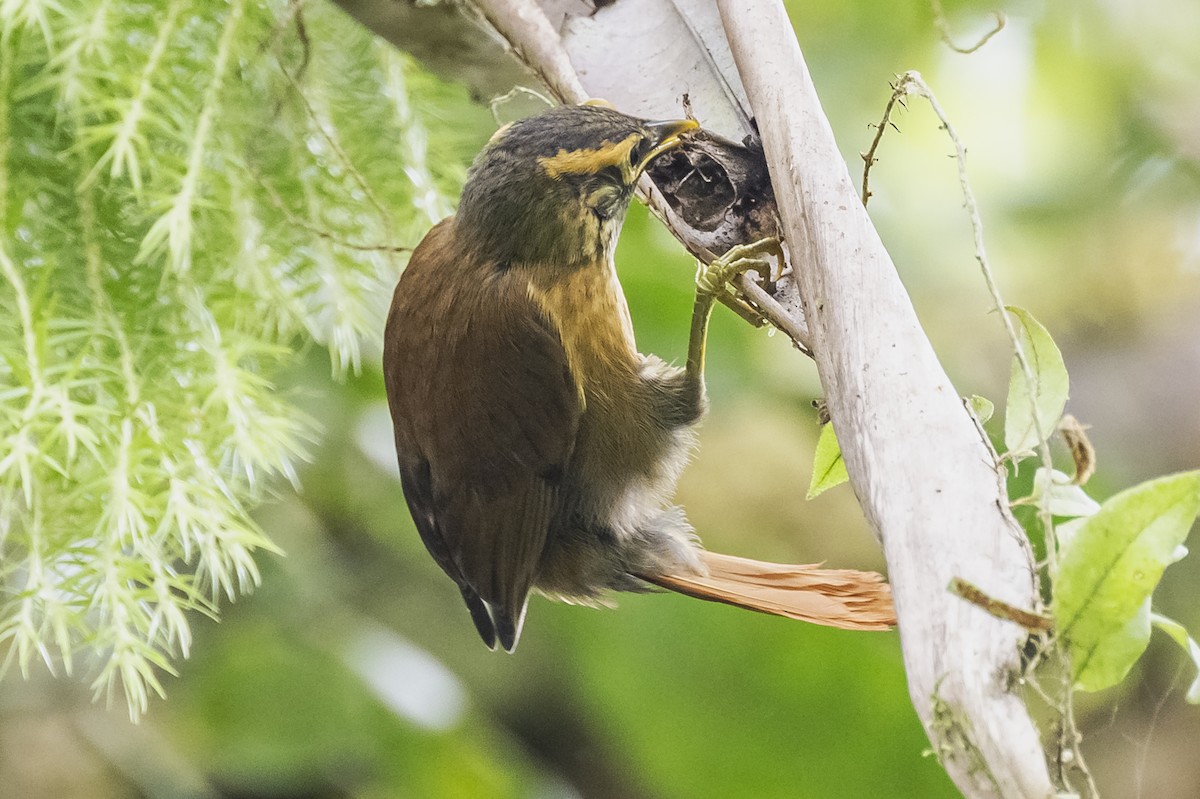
<box><xmin>628</xmin><ymin>139</ymin><xmax>647</xmax><ymax>168</ymax></box>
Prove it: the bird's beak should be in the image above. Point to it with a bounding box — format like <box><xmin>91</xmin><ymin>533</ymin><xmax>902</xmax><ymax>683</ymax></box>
<box><xmin>637</xmin><ymin>118</ymin><xmax>700</xmax><ymax>174</ymax></box>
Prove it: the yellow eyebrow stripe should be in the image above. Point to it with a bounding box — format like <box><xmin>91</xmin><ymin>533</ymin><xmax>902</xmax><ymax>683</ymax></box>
<box><xmin>537</xmin><ymin>133</ymin><xmax>639</xmax><ymax>179</ymax></box>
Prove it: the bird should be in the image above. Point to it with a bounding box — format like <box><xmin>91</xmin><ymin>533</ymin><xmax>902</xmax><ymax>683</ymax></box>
<box><xmin>383</xmin><ymin>103</ymin><xmax>895</xmax><ymax>652</ymax></box>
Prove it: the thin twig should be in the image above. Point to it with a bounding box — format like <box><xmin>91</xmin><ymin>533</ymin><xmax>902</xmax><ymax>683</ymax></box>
<box><xmin>949</xmin><ymin>578</ymin><xmax>1052</xmax><ymax>631</ymax></box>
<box><xmin>1022</xmin><ymin>667</ymin><xmax>1059</xmax><ymax>708</ymax></box>
<box><xmin>488</xmin><ymin>85</ymin><xmax>556</xmax><ymax>123</ymax></box>
<box><xmin>929</xmin><ymin>0</ymin><xmax>1006</xmax><ymax>55</ymax></box>
<box><xmin>1062</xmin><ymin>685</ymin><xmax>1101</xmax><ymax>798</ymax></box>
<box><xmin>860</xmin><ymin>78</ymin><xmax>906</xmax><ymax>206</ymax></box>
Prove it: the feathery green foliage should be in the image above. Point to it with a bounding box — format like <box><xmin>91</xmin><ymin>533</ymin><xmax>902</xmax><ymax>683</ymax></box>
<box><xmin>0</xmin><ymin>0</ymin><xmax>476</xmax><ymax>719</ymax></box>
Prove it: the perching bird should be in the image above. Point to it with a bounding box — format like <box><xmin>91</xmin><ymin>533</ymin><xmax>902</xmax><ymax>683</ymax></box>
<box><xmin>384</xmin><ymin>103</ymin><xmax>894</xmax><ymax>651</ymax></box>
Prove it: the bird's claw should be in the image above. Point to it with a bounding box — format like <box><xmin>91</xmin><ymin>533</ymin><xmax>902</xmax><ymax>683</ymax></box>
<box><xmin>695</xmin><ymin>237</ymin><xmax>785</xmax><ymax>298</ymax></box>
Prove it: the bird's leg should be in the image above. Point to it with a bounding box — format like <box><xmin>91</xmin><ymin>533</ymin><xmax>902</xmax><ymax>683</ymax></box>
<box><xmin>686</xmin><ymin>237</ymin><xmax>784</xmax><ymax>387</ymax></box>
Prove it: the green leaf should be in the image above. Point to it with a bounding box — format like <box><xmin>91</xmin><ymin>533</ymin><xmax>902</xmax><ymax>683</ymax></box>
<box><xmin>807</xmin><ymin>423</ymin><xmax>849</xmax><ymax>500</ymax></box>
<box><xmin>967</xmin><ymin>394</ymin><xmax>994</xmax><ymax>424</ymax></box>
<box><xmin>1073</xmin><ymin>599</ymin><xmax>1153</xmax><ymax>693</ymax></box>
<box><xmin>1003</xmin><ymin>306</ymin><xmax>1069</xmax><ymax>454</ymax></box>
<box><xmin>1053</xmin><ymin>471</ymin><xmax>1200</xmax><ymax>692</ymax></box>
<box><xmin>1150</xmin><ymin>613</ymin><xmax>1200</xmax><ymax>704</ymax></box>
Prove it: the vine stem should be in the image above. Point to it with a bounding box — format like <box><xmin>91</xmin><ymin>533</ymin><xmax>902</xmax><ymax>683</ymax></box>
<box><xmin>928</xmin><ymin>0</ymin><xmax>1006</xmax><ymax>55</ymax></box>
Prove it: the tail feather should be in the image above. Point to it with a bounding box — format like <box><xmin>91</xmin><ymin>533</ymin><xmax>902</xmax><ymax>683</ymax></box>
<box><xmin>641</xmin><ymin>551</ymin><xmax>896</xmax><ymax>631</ymax></box>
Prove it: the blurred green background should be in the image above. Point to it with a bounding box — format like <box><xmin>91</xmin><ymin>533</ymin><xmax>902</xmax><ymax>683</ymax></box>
<box><xmin>3</xmin><ymin>0</ymin><xmax>1199</xmax><ymax>796</ymax></box>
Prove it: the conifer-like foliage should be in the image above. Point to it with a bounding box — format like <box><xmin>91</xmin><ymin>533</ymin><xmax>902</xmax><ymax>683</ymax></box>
<box><xmin>0</xmin><ymin>0</ymin><xmax>471</xmax><ymax>719</ymax></box>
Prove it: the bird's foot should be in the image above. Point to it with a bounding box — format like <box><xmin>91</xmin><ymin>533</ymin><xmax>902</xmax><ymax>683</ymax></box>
<box><xmin>695</xmin><ymin>237</ymin><xmax>784</xmax><ymax>299</ymax></box>
<box><xmin>686</xmin><ymin>237</ymin><xmax>785</xmax><ymax>383</ymax></box>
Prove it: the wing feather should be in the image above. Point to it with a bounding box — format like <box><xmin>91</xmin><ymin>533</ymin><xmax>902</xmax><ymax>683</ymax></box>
<box><xmin>384</xmin><ymin>221</ymin><xmax>579</xmax><ymax>651</ymax></box>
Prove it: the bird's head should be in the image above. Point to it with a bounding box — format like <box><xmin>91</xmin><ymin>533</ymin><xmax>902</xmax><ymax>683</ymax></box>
<box><xmin>455</xmin><ymin>104</ymin><xmax>698</xmax><ymax>268</ymax></box>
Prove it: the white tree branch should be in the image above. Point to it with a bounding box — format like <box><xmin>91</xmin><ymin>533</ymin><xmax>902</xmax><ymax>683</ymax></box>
<box><xmin>718</xmin><ymin>1</ymin><xmax>1053</xmax><ymax>795</ymax></box>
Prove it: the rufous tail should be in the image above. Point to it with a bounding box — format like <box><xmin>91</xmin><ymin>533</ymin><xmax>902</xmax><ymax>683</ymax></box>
<box><xmin>641</xmin><ymin>551</ymin><xmax>896</xmax><ymax>631</ymax></box>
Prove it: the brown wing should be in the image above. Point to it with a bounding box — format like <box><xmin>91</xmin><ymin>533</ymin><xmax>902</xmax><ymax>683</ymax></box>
<box><xmin>383</xmin><ymin>221</ymin><xmax>579</xmax><ymax>652</ymax></box>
